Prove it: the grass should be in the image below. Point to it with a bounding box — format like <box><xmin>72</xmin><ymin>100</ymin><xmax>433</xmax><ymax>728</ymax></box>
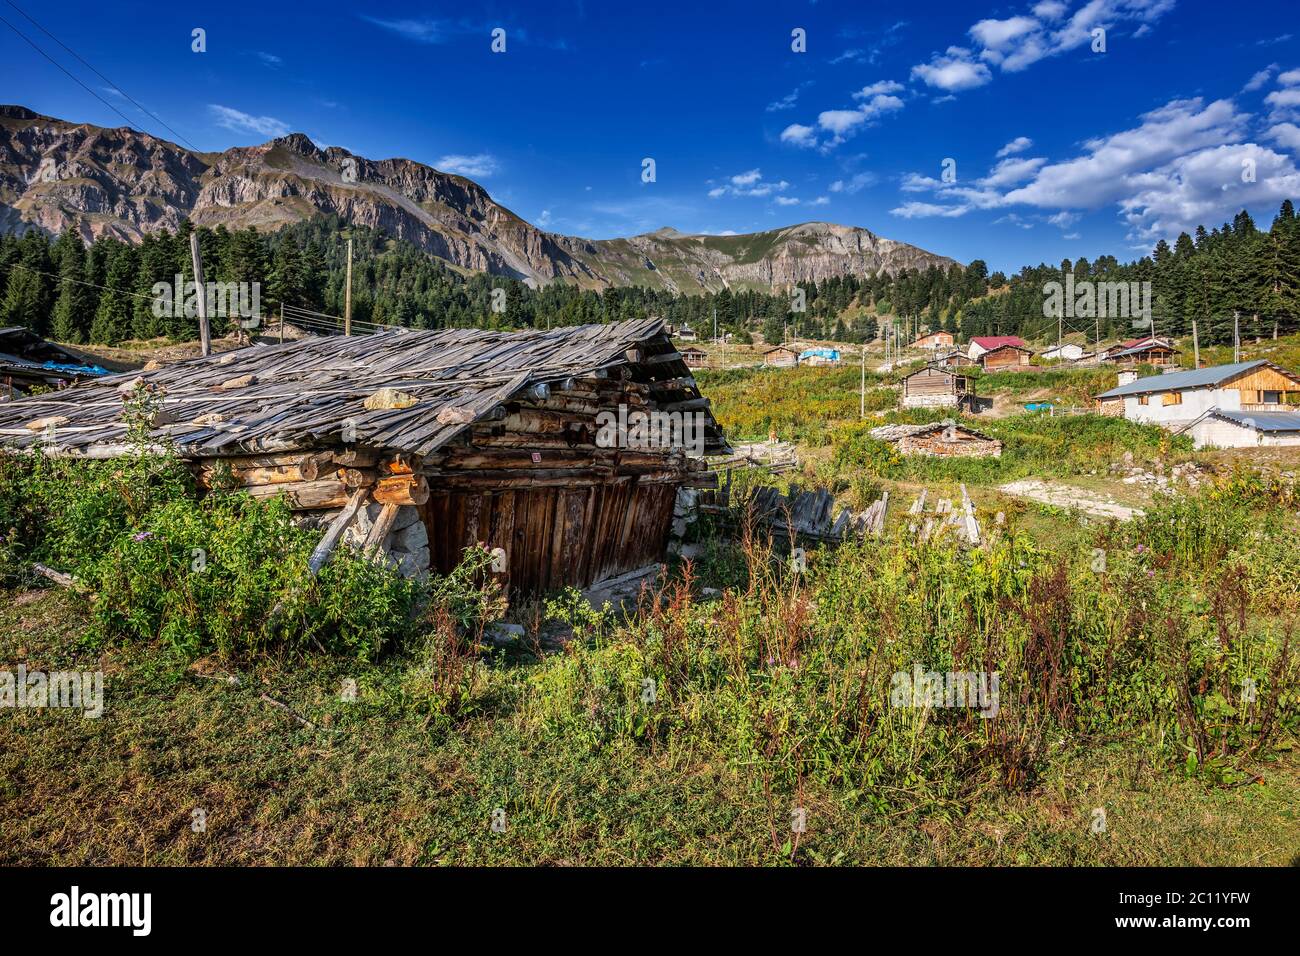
<box><xmin>4</xmin><ymin>581</ymin><xmax>1297</xmax><ymax>866</ymax></box>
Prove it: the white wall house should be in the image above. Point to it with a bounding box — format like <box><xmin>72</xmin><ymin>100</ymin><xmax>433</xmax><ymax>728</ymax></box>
<box><xmin>1184</xmin><ymin>410</ymin><xmax>1300</xmax><ymax>448</ymax></box>
<box><xmin>1096</xmin><ymin>360</ymin><xmax>1300</xmax><ymax>445</ymax></box>
<box><xmin>1041</xmin><ymin>343</ymin><xmax>1087</xmax><ymax>362</ymax></box>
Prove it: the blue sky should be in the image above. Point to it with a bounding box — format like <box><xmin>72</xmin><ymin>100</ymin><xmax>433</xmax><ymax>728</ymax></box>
<box><xmin>3</xmin><ymin>0</ymin><xmax>1299</xmax><ymax>272</ymax></box>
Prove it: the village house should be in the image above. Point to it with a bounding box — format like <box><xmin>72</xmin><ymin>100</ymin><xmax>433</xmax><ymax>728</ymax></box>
<box><xmin>1040</xmin><ymin>342</ymin><xmax>1089</xmax><ymax>362</ymax></box>
<box><xmin>901</xmin><ymin>364</ymin><xmax>978</xmax><ymax>411</ymax></box>
<box><xmin>1105</xmin><ymin>338</ymin><xmax>1180</xmax><ymax>367</ymax></box>
<box><xmin>870</xmin><ymin>420</ymin><xmax>1002</xmax><ymax>458</ymax></box>
<box><xmin>763</xmin><ymin>345</ymin><xmax>799</xmax><ymax>368</ymax></box>
<box><xmin>674</xmin><ymin>324</ymin><xmax>698</xmax><ymax>342</ymax></box>
<box><xmin>967</xmin><ymin>335</ymin><xmax>1028</xmax><ymax>360</ymax></box>
<box><xmin>1098</xmin><ymin>335</ymin><xmax>1177</xmax><ymax>364</ymax></box>
<box><xmin>934</xmin><ymin>349</ymin><xmax>978</xmax><ymax>369</ymax></box>
<box><xmin>1095</xmin><ymin>360</ymin><xmax>1300</xmax><ymax>435</ymax></box>
<box><xmin>679</xmin><ymin>345</ymin><xmax>709</xmax><ymax>368</ymax></box>
<box><xmin>0</xmin><ymin>327</ymin><xmax>110</xmax><ymax>399</ymax></box>
<box><xmin>912</xmin><ymin>330</ymin><xmax>954</xmax><ymax>351</ymax></box>
<box><xmin>0</xmin><ymin>318</ymin><xmax>728</xmax><ymax>593</ymax></box>
<box><xmin>978</xmin><ymin>343</ymin><xmax>1034</xmax><ymax>371</ymax></box>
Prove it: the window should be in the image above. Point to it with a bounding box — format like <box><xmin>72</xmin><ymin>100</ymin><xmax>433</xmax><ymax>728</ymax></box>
<box><xmin>1138</xmin><ymin>395</ymin><xmax>1149</xmax><ymax>405</ymax></box>
<box><xmin>1162</xmin><ymin>392</ymin><xmax>1182</xmax><ymax>406</ymax></box>
<box><xmin>1262</xmin><ymin>390</ymin><xmax>1282</xmax><ymax>404</ymax></box>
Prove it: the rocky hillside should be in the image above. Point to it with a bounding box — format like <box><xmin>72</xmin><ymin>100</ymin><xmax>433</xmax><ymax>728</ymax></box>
<box><xmin>0</xmin><ymin>105</ymin><xmax>957</xmax><ymax>291</ymax></box>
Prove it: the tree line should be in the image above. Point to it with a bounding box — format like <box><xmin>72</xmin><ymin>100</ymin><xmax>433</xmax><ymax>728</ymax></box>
<box><xmin>2</xmin><ymin>203</ymin><xmax>1298</xmax><ymax>347</ymax></box>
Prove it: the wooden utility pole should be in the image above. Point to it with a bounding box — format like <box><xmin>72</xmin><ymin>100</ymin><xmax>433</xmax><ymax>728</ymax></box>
<box><xmin>1233</xmin><ymin>310</ymin><xmax>1240</xmax><ymax>363</ymax></box>
<box><xmin>860</xmin><ymin>343</ymin><xmax>866</xmax><ymax>418</ymax></box>
<box><xmin>344</xmin><ymin>237</ymin><xmax>353</xmax><ymax>336</ymax></box>
<box><xmin>190</xmin><ymin>233</ymin><xmax>210</xmax><ymax>357</ymax></box>
<box><xmin>279</xmin><ymin>302</ymin><xmax>285</xmax><ymax>345</ymax></box>
<box><xmin>1192</xmin><ymin>319</ymin><xmax>1200</xmax><ymax>369</ymax></box>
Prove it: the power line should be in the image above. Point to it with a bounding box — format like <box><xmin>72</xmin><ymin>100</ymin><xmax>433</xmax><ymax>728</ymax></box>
<box><xmin>0</xmin><ymin>12</ymin><xmax>144</xmax><ymax>135</ymax></box>
<box><xmin>3</xmin><ymin>0</ymin><xmax>198</xmax><ymax>150</ymax></box>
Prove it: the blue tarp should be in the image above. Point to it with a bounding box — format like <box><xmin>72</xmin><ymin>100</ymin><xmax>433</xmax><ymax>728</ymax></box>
<box><xmin>799</xmin><ymin>348</ymin><xmax>840</xmax><ymax>362</ymax></box>
<box><xmin>42</xmin><ymin>360</ymin><xmax>110</xmax><ymax>376</ymax></box>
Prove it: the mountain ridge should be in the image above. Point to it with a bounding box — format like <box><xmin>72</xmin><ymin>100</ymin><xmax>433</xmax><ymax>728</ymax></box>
<box><xmin>0</xmin><ymin>105</ymin><xmax>959</xmax><ymax>293</ymax></box>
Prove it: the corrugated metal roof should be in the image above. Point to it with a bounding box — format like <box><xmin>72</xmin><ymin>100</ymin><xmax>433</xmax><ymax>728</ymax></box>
<box><xmin>1096</xmin><ymin>360</ymin><xmax>1268</xmax><ymax>398</ymax></box>
<box><xmin>1206</xmin><ymin>409</ymin><xmax>1300</xmax><ymax>432</ymax></box>
<box><xmin>970</xmin><ymin>335</ymin><xmax>1026</xmax><ymax>349</ymax></box>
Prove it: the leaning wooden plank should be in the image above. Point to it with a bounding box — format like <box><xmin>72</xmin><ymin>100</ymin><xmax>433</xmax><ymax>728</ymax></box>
<box><xmin>307</xmin><ymin>487</ymin><xmax>371</xmax><ymax>574</ymax></box>
<box><xmin>363</xmin><ymin>502</ymin><xmax>401</xmax><ymax>554</ymax></box>
<box><xmin>31</xmin><ymin>562</ymin><xmax>76</xmax><ymax>588</ymax></box>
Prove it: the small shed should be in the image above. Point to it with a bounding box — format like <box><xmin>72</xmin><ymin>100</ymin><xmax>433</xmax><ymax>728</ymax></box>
<box><xmin>902</xmin><ymin>364</ymin><xmax>976</xmax><ymax>410</ymax></box>
<box><xmin>0</xmin><ymin>319</ymin><xmax>729</xmax><ymax>594</ymax></box>
<box><xmin>764</xmin><ymin>345</ymin><xmax>798</xmax><ymax>368</ymax></box>
<box><xmin>799</xmin><ymin>347</ymin><xmax>841</xmax><ymax>366</ymax></box>
<box><xmin>870</xmin><ymin>420</ymin><xmax>1002</xmax><ymax>458</ymax></box>
<box><xmin>680</xmin><ymin>346</ymin><xmax>709</xmax><ymax>368</ymax></box>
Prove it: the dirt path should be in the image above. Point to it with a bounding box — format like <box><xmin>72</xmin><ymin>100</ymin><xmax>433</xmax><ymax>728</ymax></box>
<box><xmin>998</xmin><ymin>479</ymin><xmax>1146</xmax><ymax>520</ymax></box>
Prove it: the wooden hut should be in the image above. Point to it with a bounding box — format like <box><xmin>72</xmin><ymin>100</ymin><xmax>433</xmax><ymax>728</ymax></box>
<box><xmin>979</xmin><ymin>343</ymin><xmax>1034</xmax><ymax>371</ymax></box>
<box><xmin>763</xmin><ymin>345</ymin><xmax>798</xmax><ymax>367</ymax></box>
<box><xmin>0</xmin><ymin>318</ymin><xmax>728</xmax><ymax>593</ymax></box>
<box><xmin>679</xmin><ymin>346</ymin><xmax>709</xmax><ymax>368</ymax></box>
<box><xmin>901</xmin><ymin>364</ymin><xmax>976</xmax><ymax>410</ymax></box>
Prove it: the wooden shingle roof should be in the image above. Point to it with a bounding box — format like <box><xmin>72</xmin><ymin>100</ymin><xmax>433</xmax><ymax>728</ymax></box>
<box><xmin>0</xmin><ymin>318</ymin><xmax>728</xmax><ymax>459</ymax></box>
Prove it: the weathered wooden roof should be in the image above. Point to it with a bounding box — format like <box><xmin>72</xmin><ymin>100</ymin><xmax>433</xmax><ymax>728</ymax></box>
<box><xmin>0</xmin><ymin>318</ymin><xmax>728</xmax><ymax>459</ymax></box>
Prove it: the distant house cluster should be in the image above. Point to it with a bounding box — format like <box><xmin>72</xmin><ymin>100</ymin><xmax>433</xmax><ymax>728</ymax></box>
<box><xmin>0</xmin><ymin>327</ymin><xmax>110</xmax><ymax>400</ymax></box>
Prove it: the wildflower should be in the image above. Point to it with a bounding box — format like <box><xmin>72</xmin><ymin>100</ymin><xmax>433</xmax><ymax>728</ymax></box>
<box><xmin>132</xmin><ymin>531</ymin><xmax>154</xmax><ymax>542</ymax></box>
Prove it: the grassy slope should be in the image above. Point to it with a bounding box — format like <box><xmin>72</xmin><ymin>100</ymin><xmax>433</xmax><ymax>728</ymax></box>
<box><xmin>4</xmin><ymin>587</ymin><xmax>1296</xmax><ymax>866</ymax></box>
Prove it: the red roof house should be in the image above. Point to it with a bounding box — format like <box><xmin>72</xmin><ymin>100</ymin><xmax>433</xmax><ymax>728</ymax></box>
<box><xmin>967</xmin><ymin>335</ymin><xmax>1028</xmax><ymax>359</ymax></box>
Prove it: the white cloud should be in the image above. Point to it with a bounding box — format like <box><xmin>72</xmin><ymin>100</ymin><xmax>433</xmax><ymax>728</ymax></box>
<box><xmin>1245</xmin><ymin>64</ymin><xmax>1279</xmax><ymax>92</ymax></box>
<box><xmin>852</xmin><ymin>80</ymin><xmax>904</xmax><ymax>99</ymax></box>
<box><xmin>979</xmin><ymin>155</ymin><xmax>1047</xmax><ymax>188</ymax></box>
<box><xmin>537</xmin><ymin>209</ymin><xmax>552</xmax><ymax>227</ymax></box>
<box><xmin>1002</xmin><ymin>98</ymin><xmax>1248</xmax><ymax>209</ymax></box>
<box><xmin>774</xmin><ymin>196</ymin><xmax>801</xmax><ymax>206</ymax></box>
<box><xmin>767</xmin><ymin>82</ymin><xmax>812</xmax><ymax>112</ymax></box>
<box><xmin>1120</xmin><ymin>142</ymin><xmax>1300</xmax><ymax>241</ymax></box>
<box><xmin>911</xmin><ymin>46</ymin><xmax>992</xmax><ymax>91</ymax></box>
<box><xmin>709</xmin><ymin>170</ymin><xmax>790</xmax><ymax>198</ymax></box>
<box><xmin>885</xmin><ymin>94</ymin><xmax>1290</xmax><ymax>242</ymax></box>
<box><xmin>818</xmin><ymin>109</ymin><xmax>869</xmax><ymax>136</ymax></box>
<box><xmin>828</xmin><ymin>172</ymin><xmax>878</xmax><ymax>194</ymax></box>
<box><xmin>1279</xmin><ymin>68</ymin><xmax>1300</xmax><ymax>85</ymax></box>
<box><xmin>1268</xmin><ymin>122</ymin><xmax>1300</xmax><ymax>152</ymax></box>
<box><xmin>209</xmin><ymin>104</ymin><xmax>291</xmax><ymax>139</ymax></box>
<box><xmin>780</xmin><ymin>123</ymin><xmax>818</xmax><ymax>148</ymax></box>
<box><xmin>436</xmin><ymin>153</ymin><xmax>500</xmax><ymax>178</ymax></box>
<box><xmin>891</xmin><ymin>201</ymin><xmax>969</xmax><ymax>219</ymax></box>
<box><xmin>1032</xmin><ymin>1</ymin><xmax>1068</xmax><ymax>19</ymax></box>
<box><xmin>997</xmin><ymin>136</ymin><xmax>1034</xmax><ymax>157</ymax></box>
<box><xmin>257</xmin><ymin>52</ymin><xmax>282</xmax><ymax>67</ymax></box>
<box><xmin>970</xmin><ymin>16</ymin><xmax>1039</xmax><ymax>51</ymax></box>
<box><xmin>1264</xmin><ymin>86</ymin><xmax>1300</xmax><ymax>120</ymax></box>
